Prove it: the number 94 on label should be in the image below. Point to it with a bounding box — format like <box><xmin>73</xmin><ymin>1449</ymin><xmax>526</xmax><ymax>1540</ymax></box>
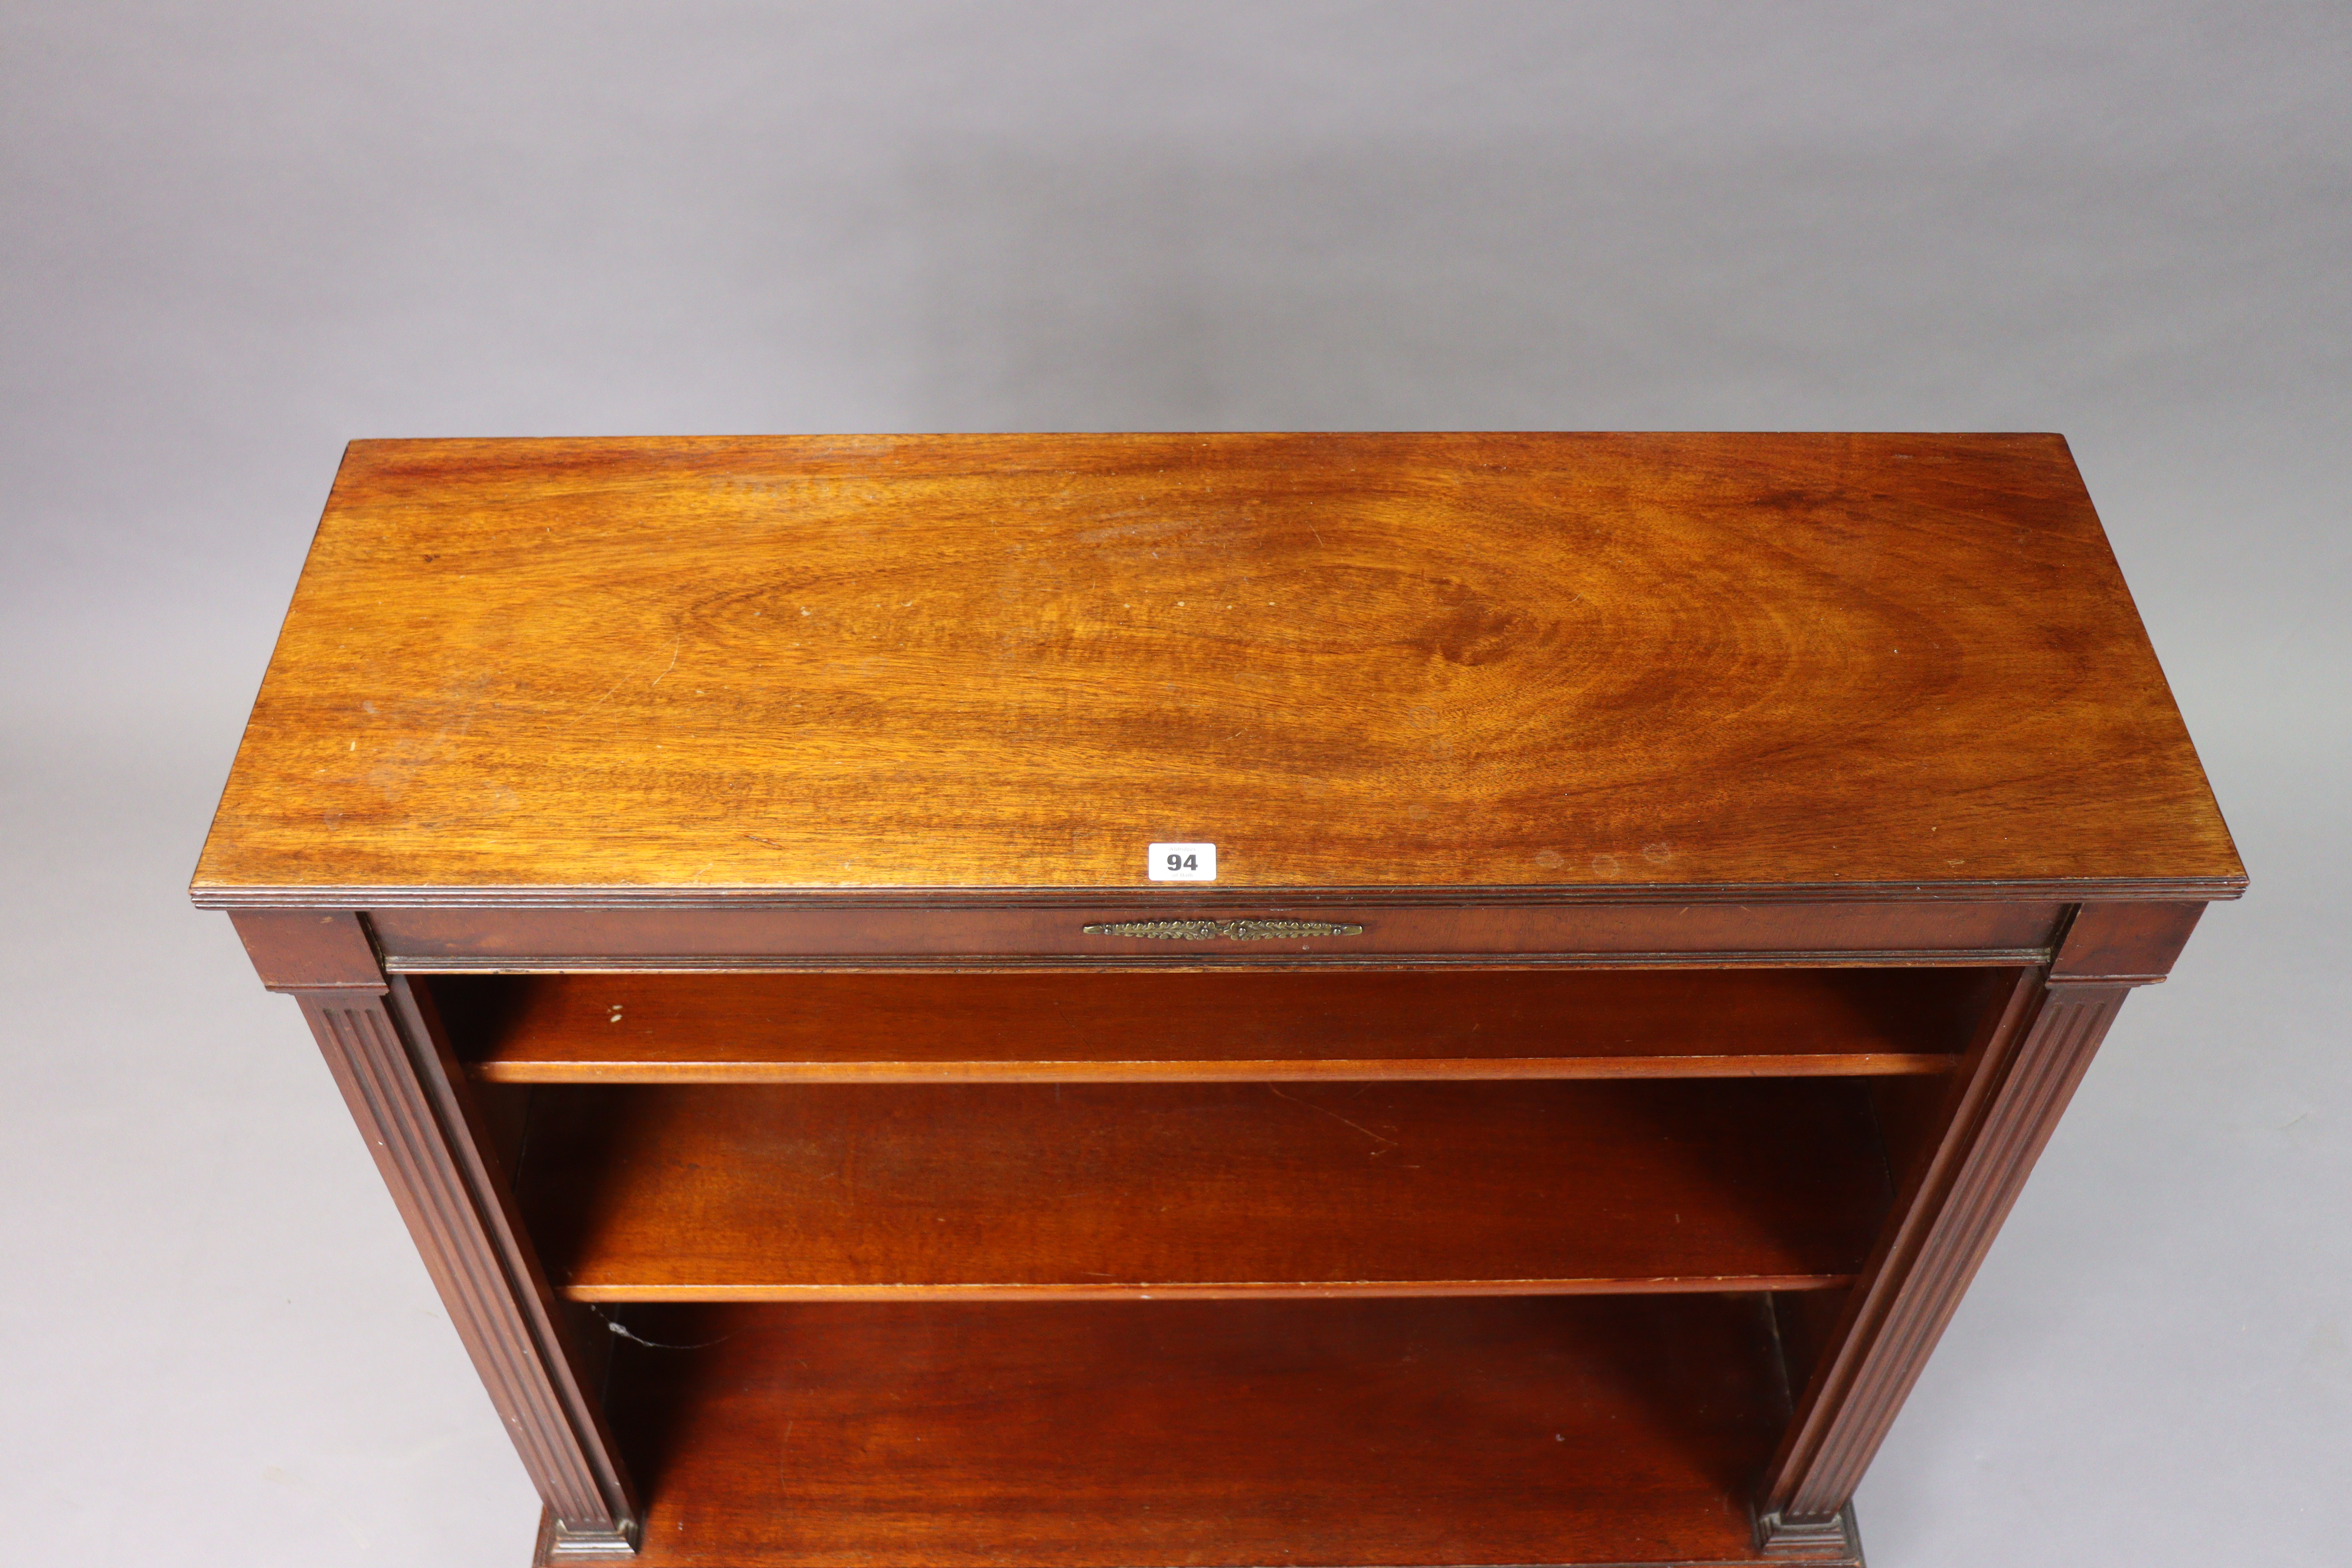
<box><xmin>1148</xmin><ymin>842</ymin><xmax>1217</xmax><ymax>882</ymax></box>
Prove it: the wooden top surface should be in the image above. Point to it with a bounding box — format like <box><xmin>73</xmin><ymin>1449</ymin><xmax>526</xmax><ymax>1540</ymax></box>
<box><xmin>192</xmin><ymin>433</ymin><xmax>2242</xmax><ymax>906</ymax></box>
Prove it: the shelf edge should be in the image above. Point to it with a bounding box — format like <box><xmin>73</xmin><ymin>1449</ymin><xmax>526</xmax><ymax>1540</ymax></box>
<box><xmin>563</xmin><ymin>1275</ymin><xmax>1861</xmax><ymax>1302</ymax></box>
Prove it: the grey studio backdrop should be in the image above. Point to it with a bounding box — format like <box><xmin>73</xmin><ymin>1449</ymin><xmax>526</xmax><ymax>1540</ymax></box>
<box><xmin>2</xmin><ymin>5</ymin><xmax>2345</xmax><ymax>1566</ymax></box>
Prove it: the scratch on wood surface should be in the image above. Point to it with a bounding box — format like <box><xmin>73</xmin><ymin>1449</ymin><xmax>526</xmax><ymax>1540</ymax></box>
<box><xmin>1268</xmin><ymin>1086</ymin><xmax>1399</xmax><ymax>1150</ymax></box>
<box><xmin>573</xmin><ymin>631</ymin><xmax>684</xmax><ymax>720</ymax></box>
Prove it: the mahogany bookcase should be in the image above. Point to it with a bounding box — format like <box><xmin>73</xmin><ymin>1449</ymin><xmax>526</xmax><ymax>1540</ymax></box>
<box><xmin>194</xmin><ymin>433</ymin><xmax>2242</xmax><ymax>1567</ymax></box>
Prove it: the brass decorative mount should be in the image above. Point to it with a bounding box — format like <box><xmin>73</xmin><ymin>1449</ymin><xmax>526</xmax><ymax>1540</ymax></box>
<box><xmin>1082</xmin><ymin>919</ymin><xmax>1367</xmax><ymax>942</ymax></box>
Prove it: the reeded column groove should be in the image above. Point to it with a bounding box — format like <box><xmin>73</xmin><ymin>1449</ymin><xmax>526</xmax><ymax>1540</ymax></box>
<box><xmin>298</xmin><ymin>992</ymin><xmax>638</xmax><ymax>1546</ymax></box>
<box><xmin>1764</xmin><ymin>979</ymin><xmax>2128</xmax><ymax>1525</ymax></box>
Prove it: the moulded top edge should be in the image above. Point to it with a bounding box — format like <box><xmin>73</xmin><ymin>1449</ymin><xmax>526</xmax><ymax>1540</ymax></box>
<box><xmin>188</xmin><ymin>876</ymin><xmax>2248</xmax><ymax>912</ymax></box>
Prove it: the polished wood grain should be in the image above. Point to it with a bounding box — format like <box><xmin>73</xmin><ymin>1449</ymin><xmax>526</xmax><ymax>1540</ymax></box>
<box><xmin>2050</xmin><ymin>899</ymin><xmax>2209</xmax><ymax>980</ymax></box>
<box><xmin>514</xmin><ymin>1079</ymin><xmax>1892</xmax><ymax>1299</ymax></box>
<box><xmin>442</xmin><ymin>968</ymin><xmax>1998</xmax><ymax>1082</ymax></box>
<box><xmin>228</xmin><ymin>908</ymin><xmax>384</xmax><ymax>988</ymax></box>
<box><xmin>580</xmin><ymin>1296</ymin><xmax>1852</xmax><ymax>1568</ymax></box>
<box><xmin>192</xmin><ymin>433</ymin><xmax>2243</xmax><ymax>904</ymax></box>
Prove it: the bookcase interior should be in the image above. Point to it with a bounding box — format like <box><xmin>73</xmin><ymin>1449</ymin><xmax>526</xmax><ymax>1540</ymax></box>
<box><xmin>409</xmin><ymin>964</ymin><xmax>2023</xmax><ymax>1567</ymax></box>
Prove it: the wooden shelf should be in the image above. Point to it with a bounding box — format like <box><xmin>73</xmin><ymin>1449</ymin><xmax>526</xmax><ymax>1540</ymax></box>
<box><xmin>585</xmin><ymin>1295</ymin><xmax>1820</xmax><ymax>1568</ymax></box>
<box><xmin>442</xmin><ymin>968</ymin><xmax>1998</xmax><ymax>1083</ymax></box>
<box><xmin>514</xmin><ymin>1079</ymin><xmax>1892</xmax><ymax>1299</ymax></box>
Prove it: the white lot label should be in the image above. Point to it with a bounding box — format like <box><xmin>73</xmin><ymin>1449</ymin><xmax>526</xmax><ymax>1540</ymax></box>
<box><xmin>1148</xmin><ymin>842</ymin><xmax>1217</xmax><ymax>881</ymax></box>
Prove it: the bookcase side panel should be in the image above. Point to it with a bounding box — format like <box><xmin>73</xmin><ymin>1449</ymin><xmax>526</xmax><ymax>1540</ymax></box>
<box><xmin>1755</xmin><ymin>901</ymin><xmax>2206</xmax><ymax>1548</ymax></box>
<box><xmin>241</xmin><ymin>913</ymin><xmax>642</xmax><ymax>1553</ymax></box>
